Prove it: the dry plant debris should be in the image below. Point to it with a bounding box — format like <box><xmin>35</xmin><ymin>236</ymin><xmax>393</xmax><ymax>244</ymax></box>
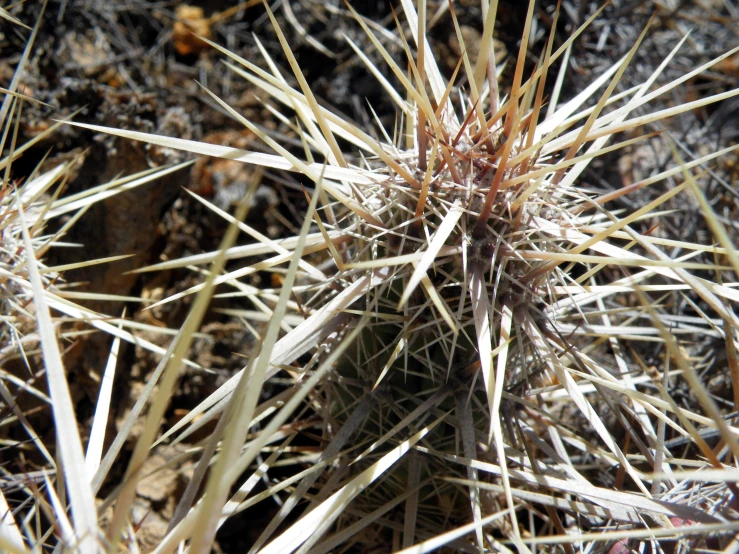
<box><xmin>2</xmin><ymin>0</ymin><xmax>739</xmax><ymax>553</ymax></box>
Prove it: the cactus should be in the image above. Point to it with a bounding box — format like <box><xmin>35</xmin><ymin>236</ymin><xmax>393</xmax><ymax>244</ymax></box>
<box><xmin>17</xmin><ymin>0</ymin><xmax>739</xmax><ymax>552</ymax></box>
